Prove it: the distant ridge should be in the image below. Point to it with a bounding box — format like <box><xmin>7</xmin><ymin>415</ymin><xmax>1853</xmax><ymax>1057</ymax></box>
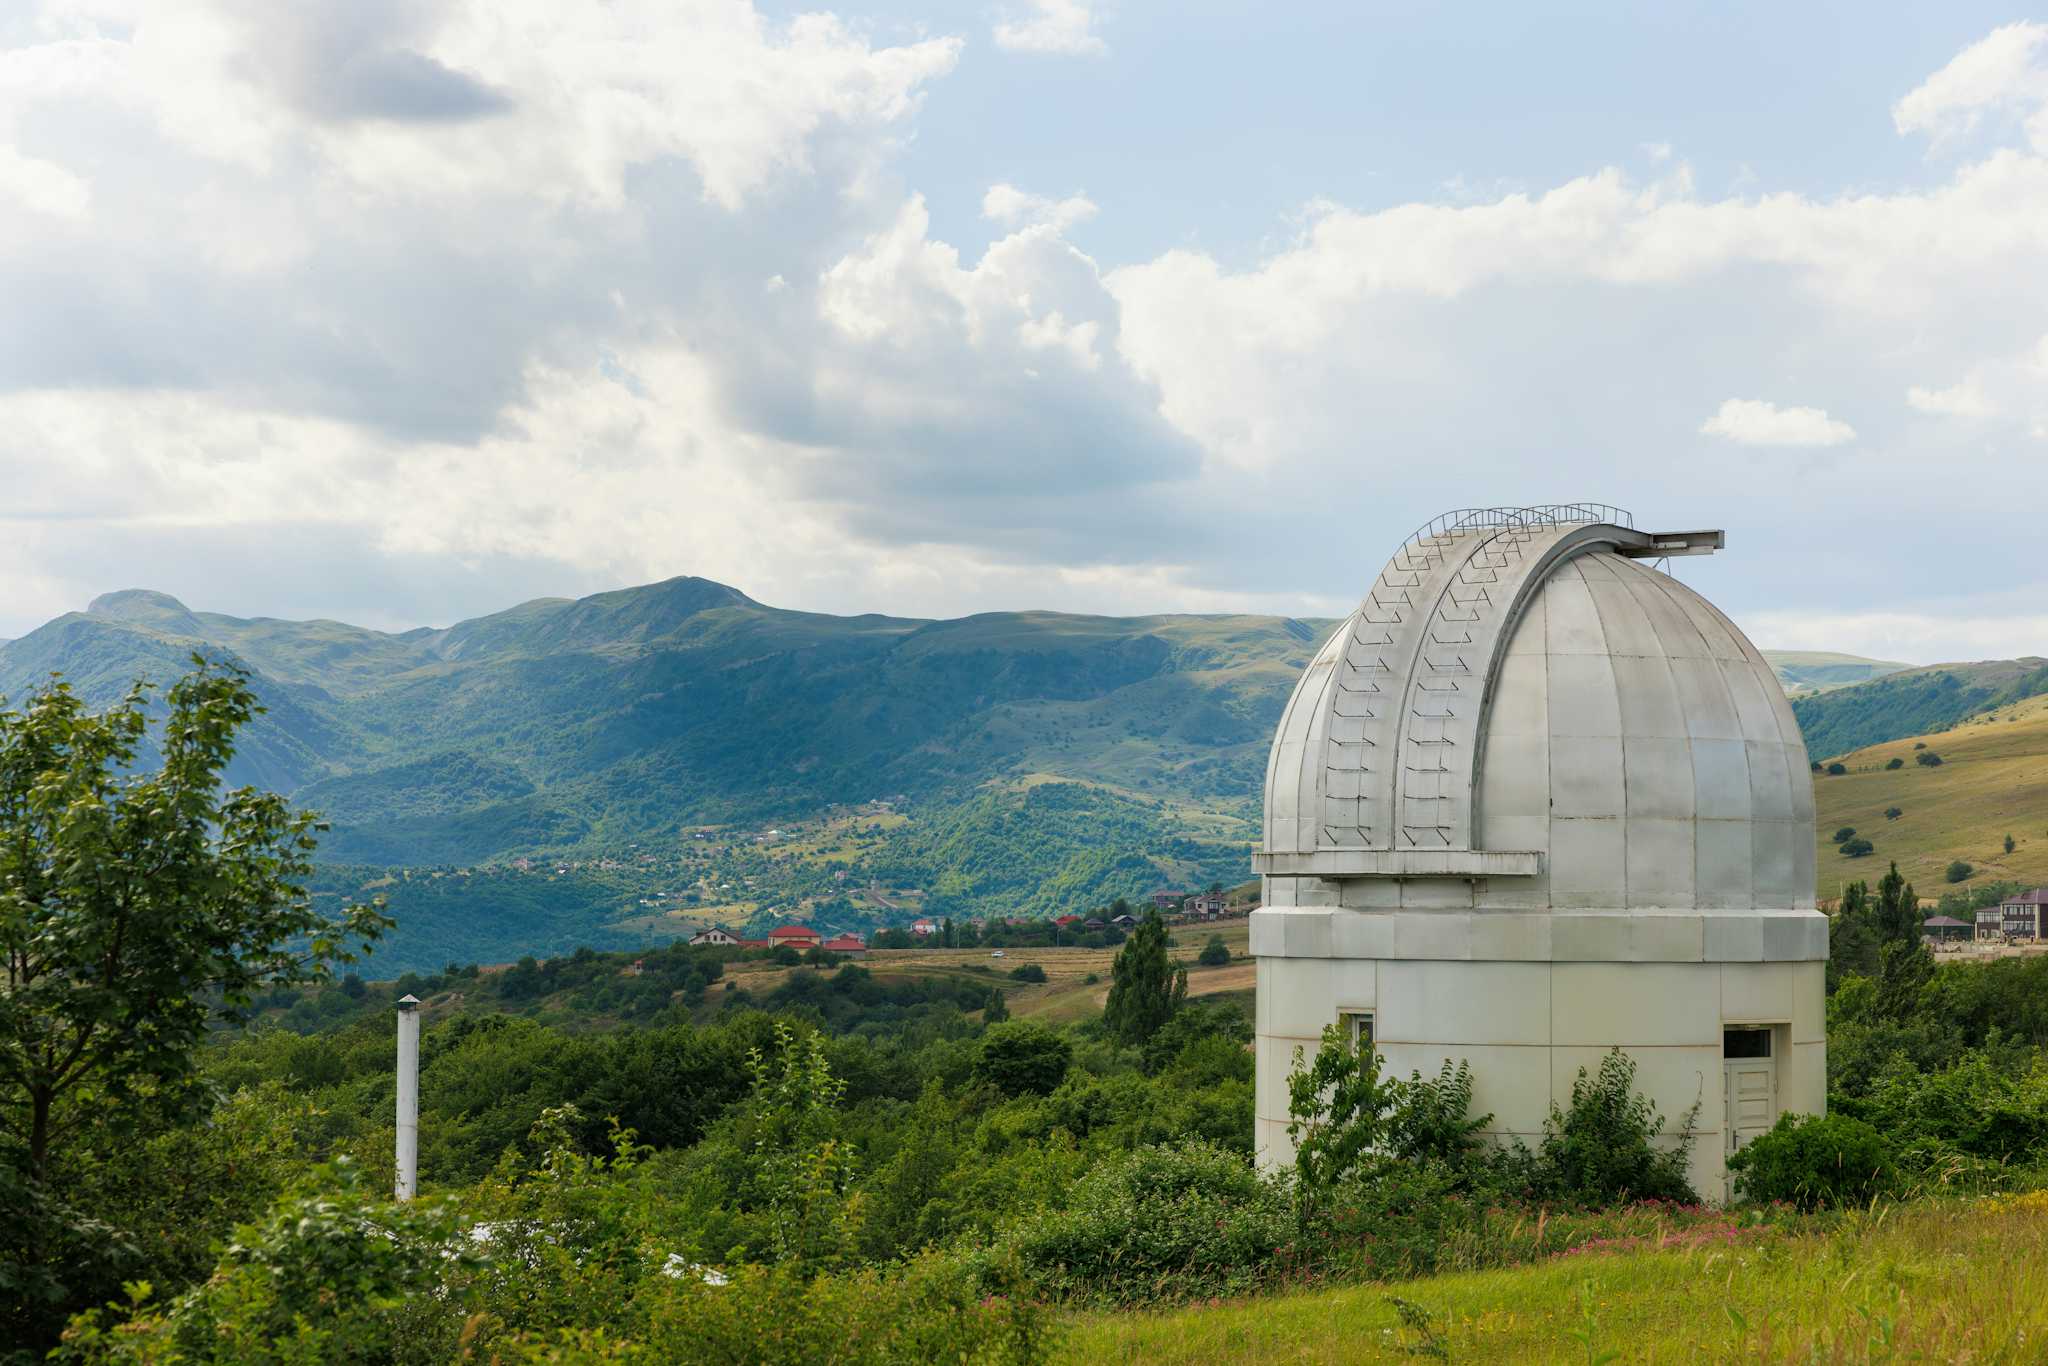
<box><xmin>1793</xmin><ymin>656</ymin><xmax>2048</xmax><ymax>759</ymax></box>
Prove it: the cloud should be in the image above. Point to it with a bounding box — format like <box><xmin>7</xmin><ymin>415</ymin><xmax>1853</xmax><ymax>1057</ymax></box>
<box><xmin>982</xmin><ymin>182</ymin><xmax>1098</xmax><ymax>231</ymax></box>
<box><xmin>993</xmin><ymin>0</ymin><xmax>1106</xmax><ymax>57</ymax></box>
<box><xmin>1699</xmin><ymin>399</ymin><xmax>1856</xmax><ymax>447</ymax></box>
<box><xmin>1906</xmin><ymin>379</ymin><xmax>1994</xmax><ymax>417</ymax></box>
<box><xmin>1893</xmin><ymin>21</ymin><xmax>2048</xmax><ymax>149</ymax></box>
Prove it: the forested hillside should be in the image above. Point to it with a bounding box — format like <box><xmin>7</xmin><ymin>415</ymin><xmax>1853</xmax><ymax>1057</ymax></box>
<box><xmin>1793</xmin><ymin>656</ymin><xmax>2048</xmax><ymax>759</ymax></box>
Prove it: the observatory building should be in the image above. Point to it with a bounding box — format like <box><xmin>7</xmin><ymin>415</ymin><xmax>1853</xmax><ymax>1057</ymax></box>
<box><xmin>1250</xmin><ymin>506</ymin><xmax>1825</xmax><ymax>1200</ymax></box>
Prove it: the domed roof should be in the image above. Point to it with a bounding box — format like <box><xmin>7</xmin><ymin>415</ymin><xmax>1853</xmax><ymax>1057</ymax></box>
<box><xmin>1258</xmin><ymin>508</ymin><xmax>1815</xmax><ymax>911</ymax></box>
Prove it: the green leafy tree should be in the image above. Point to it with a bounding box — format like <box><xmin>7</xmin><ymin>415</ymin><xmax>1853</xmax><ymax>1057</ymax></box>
<box><xmin>1832</xmin><ymin>826</ymin><xmax>1857</xmax><ymax>844</ymax></box>
<box><xmin>0</xmin><ymin>665</ymin><xmax>386</xmax><ymax>1188</ymax></box>
<box><xmin>1102</xmin><ymin>910</ymin><xmax>1186</xmax><ymax>1045</ymax></box>
<box><xmin>1916</xmin><ymin>751</ymin><xmax>1943</xmax><ymax>767</ymax></box>
<box><xmin>972</xmin><ymin>1021</ymin><xmax>1071</xmax><ymax>1097</ymax></box>
<box><xmin>1885</xmin><ymin>806</ymin><xmax>1903</xmax><ymax>821</ymax></box>
<box><xmin>1197</xmin><ymin>936</ymin><xmax>1231</xmax><ymax>967</ymax></box>
<box><xmin>1946</xmin><ymin>860</ymin><xmax>1974</xmax><ymax>884</ymax></box>
<box><xmin>982</xmin><ymin>987</ymin><xmax>1010</xmax><ymax>1024</ymax></box>
<box><xmin>1840</xmin><ymin>837</ymin><xmax>1875</xmax><ymax>858</ymax></box>
<box><xmin>1284</xmin><ymin>1024</ymin><xmax>1398</xmax><ymax>1226</ymax></box>
<box><xmin>2006</xmin><ymin>834</ymin><xmax>2017</xmax><ymax>855</ymax></box>
<box><xmin>1886</xmin><ymin>757</ymin><xmax>1904</xmax><ymax>770</ymax></box>
<box><xmin>1826</xmin><ymin>762</ymin><xmax>1847</xmax><ymax>776</ymax></box>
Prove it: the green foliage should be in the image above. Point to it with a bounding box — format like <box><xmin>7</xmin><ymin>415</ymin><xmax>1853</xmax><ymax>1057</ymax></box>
<box><xmin>1007</xmin><ymin>962</ymin><xmax>1047</xmax><ymax>984</ymax></box>
<box><xmin>1839</xmin><ymin>837</ymin><xmax>1874</xmax><ymax>857</ymax></box>
<box><xmin>1832</xmin><ymin>826</ymin><xmax>1856</xmax><ymax>844</ymax></box>
<box><xmin>1102</xmin><ymin>910</ymin><xmax>1186</xmax><ymax>1046</ymax></box>
<box><xmin>1529</xmin><ymin>1051</ymin><xmax>1697</xmax><ymax>1206</ymax></box>
<box><xmin>1917</xmin><ymin>750</ymin><xmax>1944</xmax><ymax>767</ymax></box>
<box><xmin>1792</xmin><ymin>660</ymin><xmax>2048</xmax><ymax>758</ymax></box>
<box><xmin>2006</xmin><ymin>833</ymin><xmax>2017</xmax><ymax>855</ymax></box>
<box><xmin>1885</xmin><ymin>806</ymin><xmax>1902</xmax><ymax>820</ymax></box>
<box><xmin>974</xmin><ymin>1023</ymin><xmax>1071</xmax><ymax>1098</ymax></box>
<box><xmin>1946</xmin><ymin>859</ymin><xmax>1974</xmax><ymax>883</ymax></box>
<box><xmin>1198</xmin><ymin>935</ymin><xmax>1231</xmax><ymax>966</ymax></box>
<box><xmin>988</xmin><ymin>1141</ymin><xmax>1293</xmax><ymax>1305</ymax></box>
<box><xmin>1725</xmin><ymin>1113</ymin><xmax>1894</xmax><ymax>1209</ymax></box>
<box><xmin>1886</xmin><ymin>756</ymin><xmax>1904</xmax><ymax>770</ymax></box>
<box><xmin>1285</xmin><ymin>1024</ymin><xmax>1402</xmax><ymax>1223</ymax></box>
<box><xmin>1825</xmin><ymin>762</ymin><xmax>1847</xmax><ymax>776</ymax></box>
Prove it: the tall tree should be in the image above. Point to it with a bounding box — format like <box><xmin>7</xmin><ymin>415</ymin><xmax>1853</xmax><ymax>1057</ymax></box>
<box><xmin>1103</xmin><ymin>909</ymin><xmax>1186</xmax><ymax>1045</ymax></box>
<box><xmin>0</xmin><ymin>665</ymin><xmax>387</xmax><ymax>1186</ymax></box>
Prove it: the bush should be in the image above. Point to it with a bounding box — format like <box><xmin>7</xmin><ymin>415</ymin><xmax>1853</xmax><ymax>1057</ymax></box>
<box><xmin>1917</xmin><ymin>751</ymin><xmax>1943</xmax><ymax>767</ymax></box>
<box><xmin>1885</xmin><ymin>807</ymin><xmax>1903</xmax><ymax>820</ymax></box>
<box><xmin>1832</xmin><ymin>827</ymin><xmax>1856</xmax><ymax>844</ymax></box>
<box><xmin>1826</xmin><ymin>762</ymin><xmax>1847</xmax><ymax>776</ymax></box>
<box><xmin>1007</xmin><ymin>963</ymin><xmax>1047</xmax><ymax>984</ymax></box>
<box><xmin>1197</xmin><ymin>936</ymin><xmax>1231</xmax><ymax>967</ymax></box>
<box><xmin>991</xmin><ymin>1142</ymin><xmax>1292</xmax><ymax>1305</ymax></box>
<box><xmin>1886</xmin><ymin>757</ymin><xmax>1904</xmax><ymax>770</ymax></box>
<box><xmin>1529</xmin><ymin>1051</ymin><xmax>1697</xmax><ymax>1205</ymax></box>
<box><xmin>1726</xmin><ymin>1112</ymin><xmax>1893</xmax><ymax>1209</ymax></box>
<box><xmin>973</xmin><ymin>1022</ymin><xmax>1072</xmax><ymax>1097</ymax></box>
<box><xmin>636</xmin><ymin>1251</ymin><xmax>1052</xmax><ymax>1366</ymax></box>
<box><xmin>1947</xmin><ymin>861</ymin><xmax>1975</xmax><ymax>884</ymax></box>
<box><xmin>1840</xmin><ymin>838</ymin><xmax>1875</xmax><ymax>858</ymax></box>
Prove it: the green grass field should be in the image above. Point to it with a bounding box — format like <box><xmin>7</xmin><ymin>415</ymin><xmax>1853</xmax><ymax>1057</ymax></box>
<box><xmin>1061</xmin><ymin>1195</ymin><xmax>2048</xmax><ymax>1363</ymax></box>
<box><xmin>1813</xmin><ymin>691</ymin><xmax>2048</xmax><ymax>901</ymax></box>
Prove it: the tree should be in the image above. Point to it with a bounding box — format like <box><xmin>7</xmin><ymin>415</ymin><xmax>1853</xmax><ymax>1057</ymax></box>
<box><xmin>2006</xmin><ymin>834</ymin><xmax>2017</xmax><ymax>855</ymax></box>
<box><xmin>1102</xmin><ymin>909</ymin><xmax>1186</xmax><ymax>1045</ymax></box>
<box><xmin>1832</xmin><ymin>827</ymin><xmax>1857</xmax><ymax>844</ymax></box>
<box><xmin>1825</xmin><ymin>762</ymin><xmax>1847</xmax><ymax>776</ymax></box>
<box><xmin>0</xmin><ymin>665</ymin><xmax>386</xmax><ymax>1187</ymax></box>
<box><xmin>1946</xmin><ymin>860</ymin><xmax>1975</xmax><ymax>884</ymax></box>
<box><xmin>1916</xmin><ymin>751</ymin><xmax>1943</xmax><ymax>767</ymax></box>
<box><xmin>1886</xmin><ymin>757</ymin><xmax>1904</xmax><ymax>770</ymax></box>
<box><xmin>972</xmin><ymin>1021</ymin><xmax>1070</xmax><ymax>1097</ymax></box>
<box><xmin>1840</xmin><ymin>837</ymin><xmax>1875</xmax><ymax>857</ymax></box>
<box><xmin>1285</xmin><ymin>1023</ymin><xmax>1398</xmax><ymax>1225</ymax></box>
<box><xmin>1885</xmin><ymin>807</ymin><xmax>1903</xmax><ymax>821</ymax></box>
<box><xmin>1197</xmin><ymin>936</ymin><xmax>1231</xmax><ymax>967</ymax></box>
<box><xmin>981</xmin><ymin>987</ymin><xmax>1010</xmax><ymax>1024</ymax></box>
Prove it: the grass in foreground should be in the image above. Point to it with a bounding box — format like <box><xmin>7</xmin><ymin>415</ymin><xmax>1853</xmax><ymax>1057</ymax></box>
<box><xmin>1060</xmin><ymin>1195</ymin><xmax>2048</xmax><ymax>1363</ymax></box>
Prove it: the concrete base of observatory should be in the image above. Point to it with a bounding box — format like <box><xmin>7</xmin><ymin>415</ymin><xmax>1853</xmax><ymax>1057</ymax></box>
<box><xmin>1250</xmin><ymin>905</ymin><xmax>1828</xmax><ymax>1202</ymax></box>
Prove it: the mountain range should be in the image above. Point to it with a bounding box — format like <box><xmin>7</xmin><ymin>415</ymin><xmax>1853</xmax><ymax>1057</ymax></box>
<box><xmin>6</xmin><ymin>579</ymin><xmax>2045</xmax><ymax>971</ymax></box>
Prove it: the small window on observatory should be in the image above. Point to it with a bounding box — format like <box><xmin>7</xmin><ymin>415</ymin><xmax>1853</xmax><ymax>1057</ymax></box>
<box><xmin>1723</xmin><ymin>1028</ymin><xmax>1772</xmax><ymax>1059</ymax></box>
<box><xmin>1341</xmin><ymin>1011</ymin><xmax>1374</xmax><ymax>1054</ymax></box>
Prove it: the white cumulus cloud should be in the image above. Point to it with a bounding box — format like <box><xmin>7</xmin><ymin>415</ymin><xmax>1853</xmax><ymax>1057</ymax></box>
<box><xmin>1893</xmin><ymin>21</ymin><xmax>2048</xmax><ymax>149</ymax></box>
<box><xmin>1698</xmin><ymin>399</ymin><xmax>1856</xmax><ymax>447</ymax></box>
<box><xmin>993</xmin><ymin>0</ymin><xmax>1106</xmax><ymax>57</ymax></box>
<box><xmin>1906</xmin><ymin>379</ymin><xmax>1995</xmax><ymax>417</ymax></box>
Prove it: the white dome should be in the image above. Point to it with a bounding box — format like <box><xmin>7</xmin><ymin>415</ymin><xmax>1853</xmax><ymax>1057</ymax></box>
<box><xmin>1258</xmin><ymin>510</ymin><xmax>1815</xmax><ymax>911</ymax></box>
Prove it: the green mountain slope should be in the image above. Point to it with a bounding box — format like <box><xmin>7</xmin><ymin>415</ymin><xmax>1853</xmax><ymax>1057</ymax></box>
<box><xmin>0</xmin><ymin>578</ymin><xmax>1329</xmax><ymax>876</ymax></box>
<box><xmin>1792</xmin><ymin>657</ymin><xmax>2048</xmax><ymax>760</ymax></box>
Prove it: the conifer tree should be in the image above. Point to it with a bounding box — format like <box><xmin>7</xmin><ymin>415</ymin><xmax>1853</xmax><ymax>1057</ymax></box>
<box><xmin>1103</xmin><ymin>909</ymin><xmax>1186</xmax><ymax>1045</ymax></box>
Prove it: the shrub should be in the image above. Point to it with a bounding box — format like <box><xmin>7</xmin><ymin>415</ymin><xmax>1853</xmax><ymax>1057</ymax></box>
<box><xmin>1841</xmin><ymin>838</ymin><xmax>1875</xmax><ymax>858</ymax></box>
<box><xmin>1947</xmin><ymin>861</ymin><xmax>1975</xmax><ymax>884</ymax></box>
<box><xmin>1886</xmin><ymin>757</ymin><xmax>1904</xmax><ymax>770</ymax></box>
<box><xmin>1826</xmin><ymin>762</ymin><xmax>1847</xmax><ymax>776</ymax></box>
<box><xmin>1197</xmin><ymin>936</ymin><xmax>1231</xmax><ymax>967</ymax></box>
<box><xmin>991</xmin><ymin>1142</ymin><xmax>1292</xmax><ymax>1305</ymax></box>
<box><xmin>1917</xmin><ymin>751</ymin><xmax>1943</xmax><ymax>767</ymax></box>
<box><xmin>1832</xmin><ymin>827</ymin><xmax>1856</xmax><ymax>844</ymax></box>
<box><xmin>1007</xmin><ymin>963</ymin><xmax>1047</xmax><ymax>984</ymax></box>
<box><xmin>2006</xmin><ymin>834</ymin><xmax>2017</xmax><ymax>855</ymax></box>
<box><xmin>1885</xmin><ymin>807</ymin><xmax>1903</xmax><ymax>821</ymax></box>
<box><xmin>1726</xmin><ymin>1113</ymin><xmax>1893</xmax><ymax>1209</ymax></box>
<box><xmin>637</xmin><ymin>1252</ymin><xmax>1053</xmax><ymax>1366</ymax></box>
<box><xmin>973</xmin><ymin>1022</ymin><xmax>1071</xmax><ymax>1097</ymax></box>
<box><xmin>1530</xmin><ymin>1051</ymin><xmax>1697</xmax><ymax>1205</ymax></box>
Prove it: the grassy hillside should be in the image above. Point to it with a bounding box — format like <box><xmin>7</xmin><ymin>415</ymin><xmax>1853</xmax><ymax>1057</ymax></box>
<box><xmin>1063</xmin><ymin>1198</ymin><xmax>2048</xmax><ymax>1363</ymax></box>
<box><xmin>1760</xmin><ymin>648</ymin><xmax>1910</xmax><ymax>695</ymax></box>
<box><xmin>1813</xmin><ymin>690</ymin><xmax>2048</xmax><ymax>899</ymax></box>
<box><xmin>1793</xmin><ymin>656</ymin><xmax>2048</xmax><ymax>759</ymax></box>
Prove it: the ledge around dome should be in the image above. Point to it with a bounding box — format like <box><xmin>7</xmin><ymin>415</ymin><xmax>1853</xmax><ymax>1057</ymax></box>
<box><xmin>1252</xmin><ymin>849</ymin><xmax>1544</xmax><ymax>878</ymax></box>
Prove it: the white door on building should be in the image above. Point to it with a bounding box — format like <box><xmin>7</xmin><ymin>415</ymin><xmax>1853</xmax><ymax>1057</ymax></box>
<box><xmin>1723</xmin><ymin>1027</ymin><xmax>1778</xmax><ymax>1169</ymax></box>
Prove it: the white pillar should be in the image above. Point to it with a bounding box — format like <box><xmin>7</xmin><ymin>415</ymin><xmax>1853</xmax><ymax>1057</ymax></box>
<box><xmin>395</xmin><ymin>994</ymin><xmax>420</xmax><ymax>1201</ymax></box>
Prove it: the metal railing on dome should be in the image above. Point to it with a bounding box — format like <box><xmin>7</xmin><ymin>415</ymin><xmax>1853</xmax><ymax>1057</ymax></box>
<box><xmin>1398</xmin><ymin>503</ymin><xmax>1634</xmax><ymax>551</ymax></box>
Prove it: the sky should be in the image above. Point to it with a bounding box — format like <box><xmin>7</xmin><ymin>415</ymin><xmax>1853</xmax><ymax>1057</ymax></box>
<box><xmin>2</xmin><ymin>2</ymin><xmax>2047</xmax><ymax>665</ymax></box>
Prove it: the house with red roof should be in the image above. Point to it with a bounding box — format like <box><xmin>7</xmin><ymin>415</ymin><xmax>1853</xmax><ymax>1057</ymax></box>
<box><xmin>820</xmin><ymin>933</ymin><xmax>867</xmax><ymax>956</ymax></box>
<box><xmin>768</xmin><ymin>925</ymin><xmax>822</xmax><ymax>950</ymax></box>
<box><xmin>910</xmin><ymin>917</ymin><xmax>940</xmax><ymax>937</ymax></box>
<box><xmin>1053</xmin><ymin>914</ymin><xmax>1084</xmax><ymax>928</ymax></box>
